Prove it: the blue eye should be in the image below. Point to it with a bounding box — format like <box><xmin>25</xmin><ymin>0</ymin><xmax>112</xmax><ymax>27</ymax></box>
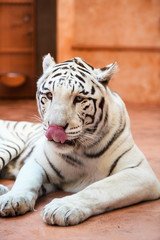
<box><xmin>73</xmin><ymin>96</ymin><xmax>85</xmax><ymax>104</ymax></box>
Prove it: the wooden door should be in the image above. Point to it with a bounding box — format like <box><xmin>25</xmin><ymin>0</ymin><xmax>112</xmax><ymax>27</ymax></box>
<box><xmin>0</xmin><ymin>0</ymin><xmax>36</xmax><ymax>98</ymax></box>
<box><xmin>0</xmin><ymin>0</ymin><xmax>57</xmax><ymax>98</ymax></box>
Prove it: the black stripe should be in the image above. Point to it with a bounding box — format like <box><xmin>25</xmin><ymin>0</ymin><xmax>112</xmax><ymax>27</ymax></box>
<box><xmin>79</xmin><ymin>70</ymin><xmax>86</xmax><ymax>77</ymax></box>
<box><xmin>84</xmin><ymin>99</ymin><xmax>97</xmax><ymax>125</ymax></box>
<box><xmin>85</xmin><ymin>106</ymin><xmax>107</xmax><ymax>134</ymax></box>
<box><xmin>62</xmin><ymin>66</ymin><xmax>69</xmax><ymax>70</ymax></box>
<box><xmin>91</xmin><ymin>86</ymin><xmax>95</xmax><ymax>95</ymax></box>
<box><xmin>100</xmin><ymin>66</ymin><xmax>110</xmax><ymax>71</ymax></box>
<box><xmin>74</xmin><ymin>58</ymin><xmax>88</xmax><ymax>69</ymax></box>
<box><xmin>79</xmin><ymin>90</ymin><xmax>89</xmax><ymax>95</ymax></box>
<box><xmin>53</xmin><ymin>73</ymin><xmax>62</xmax><ymax>78</ymax></box>
<box><xmin>71</xmin><ymin>67</ymin><xmax>76</xmax><ymax>71</ymax></box>
<box><xmin>44</xmin><ymin>151</ymin><xmax>64</xmax><ymax>180</ymax></box>
<box><xmin>61</xmin><ymin>154</ymin><xmax>83</xmax><ymax>167</ymax></box>
<box><xmin>99</xmin><ymin>97</ymin><xmax>105</xmax><ymax>110</ymax></box>
<box><xmin>13</xmin><ymin>121</ymin><xmax>19</xmax><ymax>130</ymax></box>
<box><xmin>6</xmin><ymin>121</ymin><xmax>10</xmax><ymax>128</ymax></box>
<box><xmin>40</xmin><ymin>184</ymin><xmax>47</xmax><ymax>196</ymax></box>
<box><xmin>85</xmin><ymin>121</ymin><xmax>126</xmax><ymax>158</ymax></box>
<box><xmin>107</xmin><ymin>146</ymin><xmax>134</xmax><ymax>176</ymax></box>
<box><xmin>54</xmin><ymin>63</ymin><xmax>70</xmax><ymax>68</ymax></box>
<box><xmin>22</xmin><ymin>123</ymin><xmax>28</xmax><ymax>130</ymax></box>
<box><xmin>52</xmin><ymin>68</ymin><xmax>60</xmax><ymax>74</ymax></box>
<box><xmin>52</xmin><ymin>81</ymin><xmax>55</xmax><ymax>91</ymax></box>
<box><xmin>77</xmin><ymin>114</ymin><xmax>85</xmax><ymax>124</ymax></box>
<box><xmin>42</xmin><ymin>82</ymin><xmax>49</xmax><ymax>91</ymax></box>
<box><xmin>129</xmin><ymin>160</ymin><xmax>143</xmax><ymax>169</ymax></box>
<box><xmin>75</xmin><ymin>74</ymin><xmax>85</xmax><ymax>83</ymax></box>
<box><xmin>0</xmin><ymin>149</ymin><xmax>12</xmax><ymax>160</ymax></box>
<box><xmin>82</xmin><ymin>59</ymin><xmax>94</xmax><ymax>70</ymax></box>
<box><xmin>78</xmin><ymin>82</ymin><xmax>84</xmax><ymax>90</ymax></box>
<box><xmin>1</xmin><ymin>144</ymin><xmax>18</xmax><ymax>155</ymax></box>
<box><xmin>0</xmin><ymin>157</ymin><xmax>5</xmax><ymax>168</ymax></box>
<box><xmin>74</xmin><ymin>58</ymin><xmax>94</xmax><ymax>70</ymax></box>
<box><xmin>41</xmin><ymin>97</ymin><xmax>46</xmax><ymax>105</ymax></box>
<box><xmin>15</xmin><ymin>132</ymin><xmax>25</xmax><ymax>144</ymax></box>
<box><xmin>86</xmin><ymin>97</ymin><xmax>105</xmax><ymax>132</ymax></box>
<box><xmin>77</xmin><ymin>67</ymin><xmax>90</xmax><ymax>75</ymax></box>
<box><xmin>85</xmin><ymin>112</ymin><xmax>108</xmax><ymax>148</ymax></box>
<box><xmin>63</xmin><ymin>59</ymin><xmax>73</xmax><ymax>63</ymax></box>
<box><xmin>85</xmin><ymin>98</ymin><xmax>106</xmax><ymax>134</ymax></box>
<box><xmin>39</xmin><ymin>91</ymin><xmax>47</xmax><ymax>95</ymax></box>
<box><xmin>71</xmin><ymin>85</ymin><xmax>75</xmax><ymax>93</ymax></box>
<box><xmin>64</xmin><ymin>210</ymin><xmax>70</xmax><ymax>225</ymax></box>
<box><xmin>85</xmin><ymin>114</ymin><xmax>95</xmax><ymax>125</ymax></box>
<box><xmin>7</xmin><ymin>140</ymin><xmax>21</xmax><ymax>152</ymax></box>
<box><xmin>66</xmin><ymin>131</ymin><xmax>80</xmax><ymax>135</ymax></box>
<box><xmin>5</xmin><ymin>149</ymin><xmax>12</xmax><ymax>160</ymax></box>
<box><xmin>83</xmin><ymin>105</ymin><xmax>90</xmax><ymax>111</ymax></box>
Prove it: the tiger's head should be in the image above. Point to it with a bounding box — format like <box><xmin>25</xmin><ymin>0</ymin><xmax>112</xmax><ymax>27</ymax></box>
<box><xmin>36</xmin><ymin>54</ymin><xmax>118</xmax><ymax>152</ymax></box>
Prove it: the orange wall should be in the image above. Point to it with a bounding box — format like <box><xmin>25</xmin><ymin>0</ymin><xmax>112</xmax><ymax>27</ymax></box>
<box><xmin>57</xmin><ymin>0</ymin><xmax>160</xmax><ymax>103</ymax></box>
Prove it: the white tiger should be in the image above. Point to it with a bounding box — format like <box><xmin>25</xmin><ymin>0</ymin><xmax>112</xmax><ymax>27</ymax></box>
<box><xmin>0</xmin><ymin>54</ymin><xmax>159</xmax><ymax>226</ymax></box>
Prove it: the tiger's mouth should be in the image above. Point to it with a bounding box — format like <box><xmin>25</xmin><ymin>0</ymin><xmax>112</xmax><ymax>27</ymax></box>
<box><xmin>49</xmin><ymin>139</ymin><xmax>76</xmax><ymax>146</ymax></box>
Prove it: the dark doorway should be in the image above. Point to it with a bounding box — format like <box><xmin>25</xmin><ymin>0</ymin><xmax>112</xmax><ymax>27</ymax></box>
<box><xmin>36</xmin><ymin>0</ymin><xmax>57</xmax><ymax>77</ymax></box>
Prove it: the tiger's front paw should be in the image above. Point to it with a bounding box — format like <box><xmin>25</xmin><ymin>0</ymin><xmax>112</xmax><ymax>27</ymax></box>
<box><xmin>0</xmin><ymin>191</ymin><xmax>36</xmax><ymax>217</ymax></box>
<box><xmin>43</xmin><ymin>195</ymin><xmax>91</xmax><ymax>226</ymax></box>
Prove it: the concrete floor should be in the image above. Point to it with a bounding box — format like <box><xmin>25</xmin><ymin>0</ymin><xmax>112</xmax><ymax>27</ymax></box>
<box><xmin>0</xmin><ymin>100</ymin><xmax>160</xmax><ymax>240</ymax></box>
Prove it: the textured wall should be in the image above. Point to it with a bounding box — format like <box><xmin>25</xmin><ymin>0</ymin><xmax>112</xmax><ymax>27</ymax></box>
<box><xmin>57</xmin><ymin>0</ymin><xmax>160</xmax><ymax>103</ymax></box>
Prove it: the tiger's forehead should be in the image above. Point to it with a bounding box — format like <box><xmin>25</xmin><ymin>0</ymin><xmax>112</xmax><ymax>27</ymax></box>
<box><xmin>43</xmin><ymin>63</ymin><xmax>95</xmax><ymax>90</ymax></box>
<box><xmin>39</xmin><ymin>58</ymin><xmax>105</xmax><ymax>96</ymax></box>
<box><xmin>49</xmin><ymin>60</ymin><xmax>94</xmax><ymax>84</ymax></box>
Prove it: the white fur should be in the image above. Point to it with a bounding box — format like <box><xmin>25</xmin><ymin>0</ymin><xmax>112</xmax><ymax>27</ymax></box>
<box><xmin>0</xmin><ymin>56</ymin><xmax>160</xmax><ymax>226</ymax></box>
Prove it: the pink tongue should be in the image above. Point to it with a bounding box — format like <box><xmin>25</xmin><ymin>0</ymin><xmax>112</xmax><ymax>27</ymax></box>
<box><xmin>46</xmin><ymin>125</ymin><xmax>66</xmax><ymax>144</ymax></box>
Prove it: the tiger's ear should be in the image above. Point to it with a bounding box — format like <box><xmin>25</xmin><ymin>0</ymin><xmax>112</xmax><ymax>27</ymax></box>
<box><xmin>43</xmin><ymin>53</ymin><xmax>56</xmax><ymax>72</ymax></box>
<box><xmin>94</xmin><ymin>62</ymin><xmax>118</xmax><ymax>85</ymax></box>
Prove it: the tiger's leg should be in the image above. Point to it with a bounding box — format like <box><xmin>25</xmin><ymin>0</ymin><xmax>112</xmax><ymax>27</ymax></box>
<box><xmin>0</xmin><ymin>160</ymin><xmax>46</xmax><ymax>217</ymax></box>
<box><xmin>43</xmin><ymin>160</ymin><xmax>160</xmax><ymax>226</ymax></box>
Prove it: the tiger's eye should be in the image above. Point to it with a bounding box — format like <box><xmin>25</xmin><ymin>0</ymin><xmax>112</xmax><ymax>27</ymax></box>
<box><xmin>46</xmin><ymin>92</ymin><xmax>53</xmax><ymax>100</ymax></box>
<box><xmin>73</xmin><ymin>95</ymin><xmax>85</xmax><ymax>104</ymax></box>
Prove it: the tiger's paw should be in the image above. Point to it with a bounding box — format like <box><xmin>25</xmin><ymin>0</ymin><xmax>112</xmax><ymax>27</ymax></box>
<box><xmin>0</xmin><ymin>191</ymin><xmax>35</xmax><ymax>217</ymax></box>
<box><xmin>42</xmin><ymin>195</ymin><xmax>91</xmax><ymax>226</ymax></box>
<box><xmin>0</xmin><ymin>184</ymin><xmax>9</xmax><ymax>196</ymax></box>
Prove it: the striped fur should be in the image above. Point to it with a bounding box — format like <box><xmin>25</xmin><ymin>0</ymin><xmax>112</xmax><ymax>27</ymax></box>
<box><xmin>0</xmin><ymin>121</ymin><xmax>42</xmax><ymax>179</ymax></box>
<box><xmin>0</xmin><ymin>54</ymin><xmax>160</xmax><ymax>226</ymax></box>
